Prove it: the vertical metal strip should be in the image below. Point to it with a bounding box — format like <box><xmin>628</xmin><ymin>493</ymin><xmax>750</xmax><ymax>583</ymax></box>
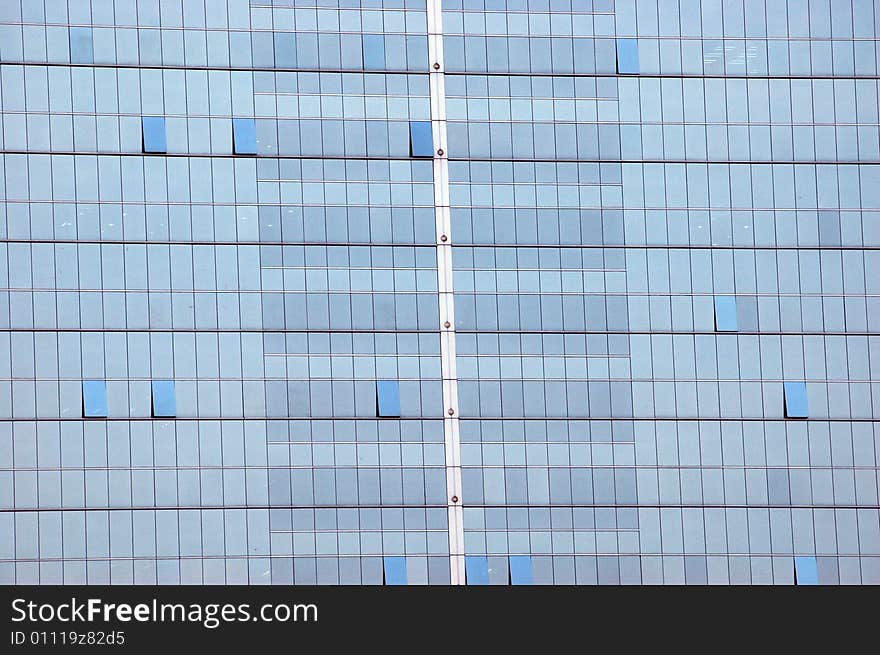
<box><xmin>426</xmin><ymin>0</ymin><xmax>465</xmax><ymax>585</ymax></box>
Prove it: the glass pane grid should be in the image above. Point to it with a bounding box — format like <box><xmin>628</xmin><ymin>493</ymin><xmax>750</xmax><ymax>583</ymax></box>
<box><xmin>0</xmin><ymin>0</ymin><xmax>878</xmax><ymax>586</ymax></box>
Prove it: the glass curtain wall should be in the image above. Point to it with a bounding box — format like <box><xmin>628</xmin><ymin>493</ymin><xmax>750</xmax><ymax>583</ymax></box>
<box><xmin>0</xmin><ymin>0</ymin><xmax>878</xmax><ymax>585</ymax></box>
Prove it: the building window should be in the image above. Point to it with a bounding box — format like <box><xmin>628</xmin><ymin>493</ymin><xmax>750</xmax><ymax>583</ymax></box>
<box><xmin>142</xmin><ymin>116</ymin><xmax>167</xmax><ymax>153</ymax></box>
<box><xmin>69</xmin><ymin>27</ymin><xmax>94</xmax><ymax>64</ymax></box>
<box><xmin>233</xmin><ymin>118</ymin><xmax>257</xmax><ymax>155</ymax></box>
<box><xmin>714</xmin><ymin>296</ymin><xmax>738</xmax><ymax>332</ymax></box>
<box><xmin>82</xmin><ymin>381</ymin><xmax>108</xmax><ymax>418</ymax></box>
<box><xmin>376</xmin><ymin>380</ymin><xmax>401</xmax><ymax>418</ymax></box>
<box><xmin>362</xmin><ymin>34</ymin><xmax>385</xmax><ymax>71</ymax></box>
<box><xmin>783</xmin><ymin>382</ymin><xmax>808</xmax><ymax>418</ymax></box>
<box><xmin>383</xmin><ymin>556</ymin><xmax>407</xmax><ymax>585</ymax></box>
<box><xmin>509</xmin><ymin>555</ymin><xmax>533</xmax><ymax>585</ymax></box>
<box><xmin>409</xmin><ymin>121</ymin><xmax>434</xmax><ymax>158</ymax></box>
<box><xmin>616</xmin><ymin>38</ymin><xmax>639</xmax><ymax>74</ymax></box>
<box><xmin>151</xmin><ymin>380</ymin><xmax>177</xmax><ymax>418</ymax></box>
<box><xmin>465</xmin><ymin>556</ymin><xmax>489</xmax><ymax>585</ymax></box>
<box><xmin>794</xmin><ymin>556</ymin><xmax>818</xmax><ymax>585</ymax></box>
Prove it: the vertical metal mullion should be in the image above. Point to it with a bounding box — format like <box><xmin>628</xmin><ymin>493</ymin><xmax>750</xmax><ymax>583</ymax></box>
<box><xmin>426</xmin><ymin>0</ymin><xmax>465</xmax><ymax>585</ymax></box>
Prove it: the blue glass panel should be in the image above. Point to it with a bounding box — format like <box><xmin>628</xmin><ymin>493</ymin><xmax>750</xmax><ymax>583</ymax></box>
<box><xmin>794</xmin><ymin>556</ymin><xmax>818</xmax><ymax>585</ymax></box>
<box><xmin>362</xmin><ymin>34</ymin><xmax>385</xmax><ymax>70</ymax></box>
<box><xmin>383</xmin><ymin>556</ymin><xmax>407</xmax><ymax>585</ymax></box>
<box><xmin>233</xmin><ymin>118</ymin><xmax>257</xmax><ymax>155</ymax></box>
<box><xmin>69</xmin><ymin>27</ymin><xmax>93</xmax><ymax>64</ymax></box>
<box><xmin>409</xmin><ymin>121</ymin><xmax>434</xmax><ymax>158</ymax></box>
<box><xmin>509</xmin><ymin>555</ymin><xmax>533</xmax><ymax>585</ymax></box>
<box><xmin>714</xmin><ymin>296</ymin><xmax>738</xmax><ymax>331</ymax></box>
<box><xmin>376</xmin><ymin>380</ymin><xmax>401</xmax><ymax>417</ymax></box>
<box><xmin>784</xmin><ymin>382</ymin><xmax>808</xmax><ymax>418</ymax></box>
<box><xmin>616</xmin><ymin>38</ymin><xmax>639</xmax><ymax>74</ymax></box>
<box><xmin>82</xmin><ymin>381</ymin><xmax>107</xmax><ymax>418</ymax></box>
<box><xmin>465</xmin><ymin>555</ymin><xmax>489</xmax><ymax>585</ymax></box>
<box><xmin>142</xmin><ymin>116</ymin><xmax>167</xmax><ymax>153</ymax></box>
<box><xmin>152</xmin><ymin>380</ymin><xmax>177</xmax><ymax>418</ymax></box>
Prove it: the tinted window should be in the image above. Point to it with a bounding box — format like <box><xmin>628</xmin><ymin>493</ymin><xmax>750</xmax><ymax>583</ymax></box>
<box><xmin>233</xmin><ymin>118</ymin><xmax>257</xmax><ymax>155</ymax></box>
<box><xmin>362</xmin><ymin>34</ymin><xmax>386</xmax><ymax>71</ymax></box>
<box><xmin>383</xmin><ymin>556</ymin><xmax>407</xmax><ymax>585</ymax></box>
<box><xmin>377</xmin><ymin>380</ymin><xmax>401</xmax><ymax>417</ymax></box>
<box><xmin>152</xmin><ymin>380</ymin><xmax>177</xmax><ymax>418</ymax></box>
<box><xmin>714</xmin><ymin>296</ymin><xmax>738</xmax><ymax>331</ymax></box>
<box><xmin>409</xmin><ymin>121</ymin><xmax>434</xmax><ymax>158</ymax></box>
<box><xmin>616</xmin><ymin>38</ymin><xmax>639</xmax><ymax>74</ymax></box>
<box><xmin>82</xmin><ymin>380</ymin><xmax>108</xmax><ymax>418</ymax></box>
<box><xmin>794</xmin><ymin>556</ymin><xmax>819</xmax><ymax>585</ymax></box>
<box><xmin>142</xmin><ymin>116</ymin><xmax>167</xmax><ymax>153</ymax></box>
<box><xmin>784</xmin><ymin>382</ymin><xmax>809</xmax><ymax>418</ymax></box>
<box><xmin>465</xmin><ymin>556</ymin><xmax>489</xmax><ymax>585</ymax></box>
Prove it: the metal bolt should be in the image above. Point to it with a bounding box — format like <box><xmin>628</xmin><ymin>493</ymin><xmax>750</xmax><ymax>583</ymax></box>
<box><xmin>440</xmin><ymin>234</ymin><xmax>448</xmax><ymax>242</ymax></box>
<box><xmin>451</xmin><ymin>495</ymin><xmax>459</xmax><ymax>503</ymax></box>
<box><xmin>444</xmin><ymin>321</ymin><xmax>451</xmax><ymax>328</ymax></box>
<box><xmin>437</xmin><ymin>148</ymin><xmax>444</xmax><ymax>156</ymax></box>
<box><xmin>433</xmin><ymin>62</ymin><xmax>441</xmax><ymax>70</ymax></box>
<box><xmin>447</xmin><ymin>408</ymin><xmax>455</xmax><ymax>416</ymax></box>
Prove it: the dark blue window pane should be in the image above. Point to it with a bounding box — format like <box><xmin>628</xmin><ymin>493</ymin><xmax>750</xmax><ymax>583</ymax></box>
<box><xmin>362</xmin><ymin>34</ymin><xmax>385</xmax><ymax>70</ymax></box>
<box><xmin>714</xmin><ymin>296</ymin><xmax>738</xmax><ymax>331</ymax></box>
<box><xmin>383</xmin><ymin>556</ymin><xmax>407</xmax><ymax>585</ymax></box>
<box><xmin>142</xmin><ymin>116</ymin><xmax>167</xmax><ymax>153</ymax></box>
<box><xmin>465</xmin><ymin>555</ymin><xmax>489</xmax><ymax>585</ymax></box>
<box><xmin>82</xmin><ymin>381</ymin><xmax>107</xmax><ymax>418</ymax></box>
<box><xmin>616</xmin><ymin>38</ymin><xmax>639</xmax><ymax>74</ymax></box>
<box><xmin>409</xmin><ymin>121</ymin><xmax>434</xmax><ymax>158</ymax></box>
<box><xmin>509</xmin><ymin>555</ymin><xmax>533</xmax><ymax>585</ymax></box>
<box><xmin>233</xmin><ymin>118</ymin><xmax>257</xmax><ymax>155</ymax></box>
<box><xmin>69</xmin><ymin>27</ymin><xmax>93</xmax><ymax>64</ymax></box>
<box><xmin>784</xmin><ymin>382</ymin><xmax>809</xmax><ymax>418</ymax></box>
<box><xmin>152</xmin><ymin>380</ymin><xmax>177</xmax><ymax>418</ymax></box>
<box><xmin>794</xmin><ymin>556</ymin><xmax>818</xmax><ymax>585</ymax></box>
<box><xmin>376</xmin><ymin>380</ymin><xmax>401</xmax><ymax>417</ymax></box>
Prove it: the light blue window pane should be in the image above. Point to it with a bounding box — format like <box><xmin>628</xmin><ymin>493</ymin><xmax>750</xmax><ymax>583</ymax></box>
<box><xmin>362</xmin><ymin>34</ymin><xmax>385</xmax><ymax>71</ymax></box>
<box><xmin>509</xmin><ymin>555</ymin><xmax>533</xmax><ymax>585</ymax></box>
<box><xmin>69</xmin><ymin>27</ymin><xmax>94</xmax><ymax>64</ymax></box>
<box><xmin>465</xmin><ymin>555</ymin><xmax>489</xmax><ymax>585</ymax></box>
<box><xmin>784</xmin><ymin>382</ymin><xmax>809</xmax><ymax>418</ymax></box>
<box><xmin>794</xmin><ymin>556</ymin><xmax>818</xmax><ymax>585</ymax></box>
<box><xmin>383</xmin><ymin>556</ymin><xmax>407</xmax><ymax>585</ymax></box>
<box><xmin>616</xmin><ymin>38</ymin><xmax>639</xmax><ymax>74</ymax></box>
<box><xmin>82</xmin><ymin>381</ymin><xmax>107</xmax><ymax>418</ymax></box>
<box><xmin>714</xmin><ymin>296</ymin><xmax>738</xmax><ymax>331</ymax></box>
<box><xmin>142</xmin><ymin>116</ymin><xmax>167</xmax><ymax>153</ymax></box>
<box><xmin>152</xmin><ymin>380</ymin><xmax>176</xmax><ymax>418</ymax></box>
<box><xmin>233</xmin><ymin>118</ymin><xmax>257</xmax><ymax>155</ymax></box>
<box><xmin>377</xmin><ymin>380</ymin><xmax>400</xmax><ymax>417</ymax></box>
<box><xmin>409</xmin><ymin>121</ymin><xmax>434</xmax><ymax>158</ymax></box>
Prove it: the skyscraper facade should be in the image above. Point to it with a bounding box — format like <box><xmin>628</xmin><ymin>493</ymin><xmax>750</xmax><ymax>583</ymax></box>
<box><xmin>0</xmin><ymin>0</ymin><xmax>878</xmax><ymax>585</ymax></box>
